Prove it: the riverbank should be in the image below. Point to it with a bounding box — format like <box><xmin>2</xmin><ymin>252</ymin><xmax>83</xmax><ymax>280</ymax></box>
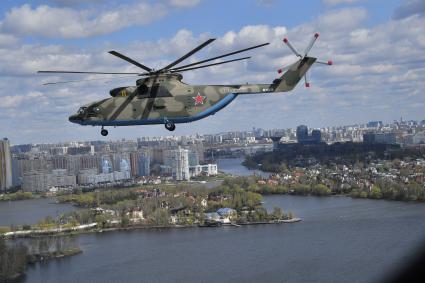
<box><xmin>2</xmin><ymin>217</ymin><xmax>302</xmax><ymax>239</ymax></box>
<box><xmin>240</xmin><ymin>154</ymin><xmax>425</xmax><ymax>202</ymax></box>
<box><xmin>27</xmin><ymin>248</ymin><xmax>82</xmax><ymax>263</ymax></box>
<box><xmin>0</xmin><ymin>191</ymin><xmax>37</xmax><ymax>202</ymax></box>
<box><xmin>0</xmin><ymin>237</ymin><xmax>82</xmax><ymax>282</ymax></box>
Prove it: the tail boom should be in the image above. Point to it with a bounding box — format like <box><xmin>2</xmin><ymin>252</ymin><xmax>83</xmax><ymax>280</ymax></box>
<box><xmin>272</xmin><ymin>56</ymin><xmax>316</xmax><ymax>92</ymax></box>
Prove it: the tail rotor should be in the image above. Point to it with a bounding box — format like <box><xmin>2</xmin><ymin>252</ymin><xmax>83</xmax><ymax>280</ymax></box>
<box><xmin>304</xmin><ymin>33</ymin><xmax>320</xmax><ymax>57</ymax></box>
<box><xmin>279</xmin><ymin>33</ymin><xmax>332</xmax><ymax>88</ymax></box>
<box><xmin>283</xmin><ymin>38</ymin><xmax>302</xmax><ymax>58</ymax></box>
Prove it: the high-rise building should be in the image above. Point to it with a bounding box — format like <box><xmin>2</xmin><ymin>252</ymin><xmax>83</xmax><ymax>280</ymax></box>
<box><xmin>130</xmin><ymin>149</ymin><xmax>151</xmax><ymax>177</ymax></box>
<box><xmin>296</xmin><ymin>125</ymin><xmax>309</xmax><ymax>143</ymax></box>
<box><xmin>296</xmin><ymin>126</ymin><xmax>322</xmax><ymax>144</ymax></box>
<box><xmin>101</xmin><ymin>156</ymin><xmax>113</xmax><ymax>173</ymax></box>
<box><xmin>137</xmin><ymin>152</ymin><xmax>150</xmax><ymax>176</ymax></box>
<box><xmin>367</xmin><ymin>121</ymin><xmax>383</xmax><ymax>128</ymax></box>
<box><xmin>413</xmin><ymin>131</ymin><xmax>425</xmax><ymax>144</ymax></box>
<box><xmin>164</xmin><ymin>147</ymin><xmax>190</xmax><ymax>181</ymax></box>
<box><xmin>270</xmin><ymin>136</ymin><xmax>282</xmax><ymax>151</ymax></box>
<box><xmin>22</xmin><ymin>170</ymin><xmax>53</xmax><ymax>192</ymax></box>
<box><xmin>51</xmin><ymin>169</ymin><xmax>76</xmax><ymax>188</ymax></box>
<box><xmin>311</xmin><ymin>130</ymin><xmax>322</xmax><ymax>143</ymax></box>
<box><xmin>67</xmin><ymin>145</ymin><xmax>94</xmax><ymax>155</ymax></box>
<box><xmin>188</xmin><ymin>151</ymin><xmax>199</xmax><ymax>167</ymax></box>
<box><xmin>12</xmin><ymin>157</ymin><xmax>23</xmax><ymax>187</ymax></box>
<box><xmin>188</xmin><ymin>142</ymin><xmax>205</xmax><ymax>164</ymax></box>
<box><xmin>0</xmin><ymin>138</ymin><xmax>13</xmax><ymax>191</ymax></box>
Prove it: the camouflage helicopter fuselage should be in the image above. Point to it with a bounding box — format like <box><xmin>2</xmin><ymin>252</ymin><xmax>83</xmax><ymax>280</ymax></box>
<box><xmin>69</xmin><ymin>57</ymin><xmax>316</xmax><ymax>128</ymax></box>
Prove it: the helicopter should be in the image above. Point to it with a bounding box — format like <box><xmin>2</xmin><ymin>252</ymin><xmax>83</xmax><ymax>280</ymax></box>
<box><xmin>38</xmin><ymin>33</ymin><xmax>332</xmax><ymax>136</ymax></box>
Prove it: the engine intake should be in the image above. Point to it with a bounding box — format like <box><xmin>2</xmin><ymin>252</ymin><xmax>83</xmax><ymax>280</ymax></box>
<box><xmin>109</xmin><ymin>87</ymin><xmax>130</xmax><ymax>97</ymax></box>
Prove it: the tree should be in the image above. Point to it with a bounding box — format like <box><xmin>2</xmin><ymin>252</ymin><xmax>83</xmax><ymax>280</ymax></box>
<box><xmin>121</xmin><ymin>215</ymin><xmax>130</xmax><ymax>227</ymax></box>
<box><xmin>369</xmin><ymin>185</ymin><xmax>383</xmax><ymax>199</ymax></box>
<box><xmin>152</xmin><ymin>208</ymin><xmax>170</xmax><ymax>226</ymax></box>
<box><xmin>272</xmin><ymin>207</ymin><xmax>283</xmax><ymax>220</ymax></box>
<box><xmin>359</xmin><ymin>191</ymin><xmax>368</xmax><ymax>198</ymax></box>
<box><xmin>313</xmin><ymin>184</ymin><xmax>331</xmax><ymax>196</ymax></box>
<box><xmin>0</xmin><ymin>238</ymin><xmax>28</xmax><ymax>281</ymax></box>
<box><xmin>350</xmin><ymin>189</ymin><xmax>360</xmax><ymax>198</ymax></box>
<box><xmin>95</xmin><ymin>214</ymin><xmax>111</xmax><ymax>229</ymax></box>
<box><xmin>288</xmin><ymin>211</ymin><xmax>294</xmax><ymax>219</ymax></box>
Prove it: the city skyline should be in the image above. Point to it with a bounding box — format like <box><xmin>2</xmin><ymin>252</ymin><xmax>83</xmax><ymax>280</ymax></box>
<box><xmin>0</xmin><ymin>0</ymin><xmax>424</xmax><ymax>144</ymax></box>
<box><xmin>3</xmin><ymin>117</ymin><xmax>424</xmax><ymax>146</ymax></box>
<box><xmin>3</xmin><ymin>116</ymin><xmax>424</xmax><ymax>193</ymax></box>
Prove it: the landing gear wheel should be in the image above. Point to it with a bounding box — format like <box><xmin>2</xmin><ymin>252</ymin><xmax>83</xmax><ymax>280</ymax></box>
<box><xmin>101</xmin><ymin>129</ymin><xmax>108</xmax><ymax>136</ymax></box>
<box><xmin>165</xmin><ymin>121</ymin><xmax>176</xmax><ymax>131</ymax></box>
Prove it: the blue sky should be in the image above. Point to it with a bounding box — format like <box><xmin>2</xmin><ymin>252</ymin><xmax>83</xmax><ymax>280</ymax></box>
<box><xmin>0</xmin><ymin>0</ymin><xmax>424</xmax><ymax>144</ymax></box>
<box><xmin>0</xmin><ymin>0</ymin><xmax>402</xmax><ymax>45</ymax></box>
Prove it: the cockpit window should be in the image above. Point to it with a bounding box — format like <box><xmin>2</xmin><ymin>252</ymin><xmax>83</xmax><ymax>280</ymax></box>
<box><xmin>78</xmin><ymin>107</ymin><xmax>87</xmax><ymax>115</ymax></box>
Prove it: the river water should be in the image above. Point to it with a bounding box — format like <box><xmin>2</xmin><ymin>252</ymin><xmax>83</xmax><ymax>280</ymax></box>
<box><xmin>4</xmin><ymin>159</ymin><xmax>425</xmax><ymax>283</ymax></box>
<box><xmin>217</xmin><ymin>157</ymin><xmax>270</xmax><ymax>178</ymax></box>
<box><xmin>0</xmin><ymin>198</ymin><xmax>77</xmax><ymax>227</ymax></box>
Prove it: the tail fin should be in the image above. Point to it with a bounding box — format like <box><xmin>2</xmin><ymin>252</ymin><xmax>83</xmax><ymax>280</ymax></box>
<box><xmin>272</xmin><ymin>57</ymin><xmax>316</xmax><ymax>92</ymax></box>
<box><xmin>272</xmin><ymin>33</ymin><xmax>332</xmax><ymax>92</ymax></box>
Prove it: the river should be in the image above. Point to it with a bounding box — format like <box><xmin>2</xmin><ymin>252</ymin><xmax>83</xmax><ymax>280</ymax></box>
<box><xmin>6</xmin><ymin>158</ymin><xmax>425</xmax><ymax>283</ymax></box>
<box><xmin>0</xmin><ymin>198</ymin><xmax>77</xmax><ymax>227</ymax></box>
<box><xmin>217</xmin><ymin>157</ymin><xmax>270</xmax><ymax>178</ymax></box>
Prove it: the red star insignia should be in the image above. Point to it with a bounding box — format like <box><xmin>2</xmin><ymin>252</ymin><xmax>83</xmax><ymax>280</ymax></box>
<box><xmin>193</xmin><ymin>93</ymin><xmax>206</xmax><ymax>106</ymax></box>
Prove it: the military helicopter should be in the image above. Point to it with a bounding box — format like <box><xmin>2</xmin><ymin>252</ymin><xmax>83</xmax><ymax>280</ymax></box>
<box><xmin>38</xmin><ymin>33</ymin><xmax>332</xmax><ymax>136</ymax></box>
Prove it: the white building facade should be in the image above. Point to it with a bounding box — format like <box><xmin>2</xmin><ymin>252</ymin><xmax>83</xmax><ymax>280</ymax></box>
<box><xmin>189</xmin><ymin>164</ymin><xmax>218</xmax><ymax>178</ymax></box>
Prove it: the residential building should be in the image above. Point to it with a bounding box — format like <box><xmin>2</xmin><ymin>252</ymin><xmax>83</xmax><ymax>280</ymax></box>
<box><xmin>0</xmin><ymin>138</ymin><xmax>12</xmax><ymax>191</ymax></box>
<box><xmin>188</xmin><ymin>151</ymin><xmax>199</xmax><ymax>167</ymax></box>
<box><xmin>413</xmin><ymin>132</ymin><xmax>425</xmax><ymax>144</ymax></box>
<box><xmin>296</xmin><ymin>125</ymin><xmax>322</xmax><ymax>144</ymax></box>
<box><xmin>137</xmin><ymin>151</ymin><xmax>150</xmax><ymax>176</ymax></box>
<box><xmin>189</xmin><ymin>164</ymin><xmax>218</xmax><ymax>177</ymax></box>
<box><xmin>51</xmin><ymin>169</ymin><xmax>76</xmax><ymax>188</ymax></box>
<box><xmin>22</xmin><ymin>170</ymin><xmax>53</xmax><ymax>192</ymax></box>
<box><xmin>164</xmin><ymin>147</ymin><xmax>190</xmax><ymax>181</ymax></box>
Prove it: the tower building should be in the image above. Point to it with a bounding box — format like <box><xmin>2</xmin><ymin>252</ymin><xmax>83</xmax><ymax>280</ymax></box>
<box><xmin>0</xmin><ymin>138</ymin><xmax>13</xmax><ymax>191</ymax></box>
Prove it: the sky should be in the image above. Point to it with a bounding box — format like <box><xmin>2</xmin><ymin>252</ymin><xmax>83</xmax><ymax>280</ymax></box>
<box><xmin>0</xmin><ymin>0</ymin><xmax>424</xmax><ymax>144</ymax></box>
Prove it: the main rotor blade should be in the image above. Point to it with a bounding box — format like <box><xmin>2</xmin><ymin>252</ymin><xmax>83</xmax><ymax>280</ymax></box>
<box><xmin>160</xmin><ymin>38</ymin><xmax>216</xmax><ymax>71</ymax></box>
<box><xmin>38</xmin><ymin>70</ymin><xmax>141</xmax><ymax>75</ymax></box>
<box><xmin>171</xmin><ymin>42</ymin><xmax>269</xmax><ymax>71</ymax></box>
<box><xmin>108</xmin><ymin>51</ymin><xmax>152</xmax><ymax>72</ymax></box>
<box><xmin>42</xmin><ymin>75</ymin><xmax>140</xmax><ymax>86</ymax></box>
<box><xmin>172</xmin><ymin>56</ymin><xmax>250</xmax><ymax>73</ymax></box>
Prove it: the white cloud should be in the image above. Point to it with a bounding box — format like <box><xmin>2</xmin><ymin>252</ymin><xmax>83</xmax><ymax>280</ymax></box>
<box><xmin>393</xmin><ymin>0</ymin><xmax>425</xmax><ymax>19</ymax></box>
<box><xmin>51</xmin><ymin>0</ymin><xmax>108</xmax><ymax>6</ymax></box>
<box><xmin>317</xmin><ymin>7</ymin><xmax>368</xmax><ymax>30</ymax></box>
<box><xmin>0</xmin><ymin>33</ymin><xmax>18</xmax><ymax>46</ymax></box>
<box><xmin>256</xmin><ymin>0</ymin><xmax>276</xmax><ymax>7</ymax></box>
<box><xmin>324</xmin><ymin>0</ymin><xmax>364</xmax><ymax>5</ymax></box>
<box><xmin>0</xmin><ymin>5</ymin><xmax>424</xmax><ymax>143</ymax></box>
<box><xmin>1</xmin><ymin>95</ymin><xmax>25</xmax><ymax>108</ymax></box>
<box><xmin>0</xmin><ymin>1</ymin><xmax>199</xmax><ymax>39</ymax></box>
<box><xmin>169</xmin><ymin>0</ymin><xmax>201</xmax><ymax>7</ymax></box>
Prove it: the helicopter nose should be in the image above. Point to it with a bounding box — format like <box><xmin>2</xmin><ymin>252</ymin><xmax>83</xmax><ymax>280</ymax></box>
<box><xmin>69</xmin><ymin>114</ymin><xmax>82</xmax><ymax>123</ymax></box>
